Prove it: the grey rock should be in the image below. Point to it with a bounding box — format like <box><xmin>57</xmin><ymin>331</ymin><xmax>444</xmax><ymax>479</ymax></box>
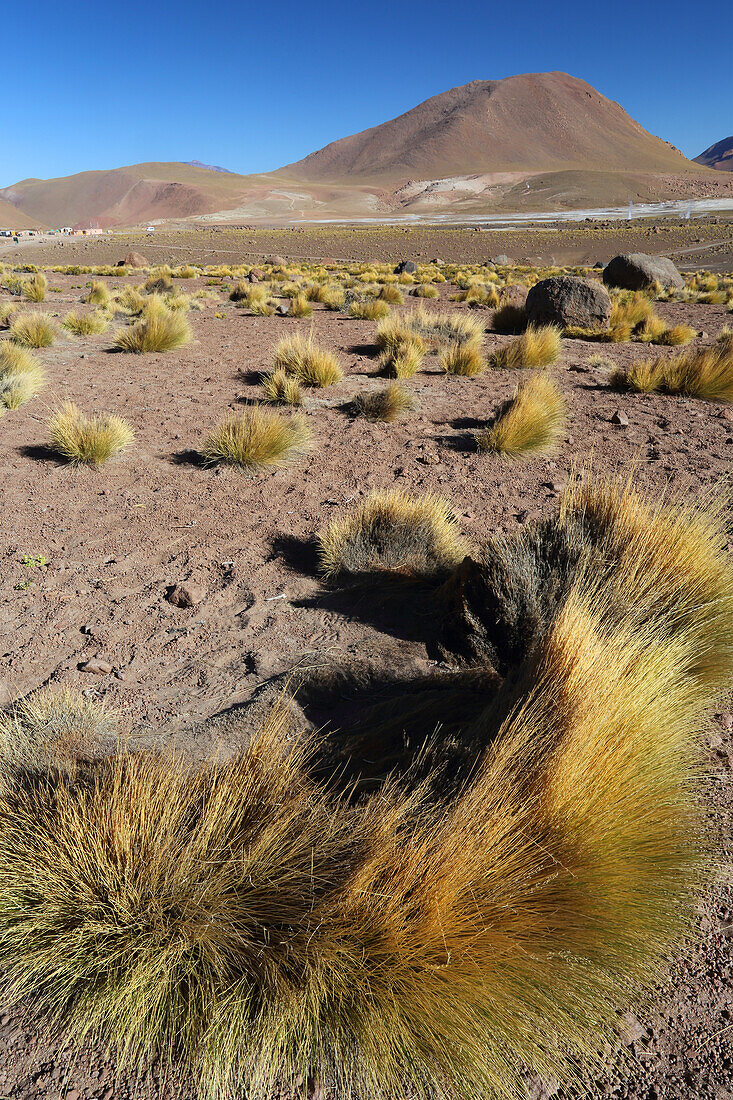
<box><xmin>395</xmin><ymin>260</ymin><xmax>417</xmax><ymax>274</ymax></box>
<box><xmin>603</xmin><ymin>252</ymin><xmax>684</xmax><ymax>290</ymax></box>
<box><xmin>526</xmin><ymin>276</ymin><xmax>612</xmax><ymax>329</ymax></box>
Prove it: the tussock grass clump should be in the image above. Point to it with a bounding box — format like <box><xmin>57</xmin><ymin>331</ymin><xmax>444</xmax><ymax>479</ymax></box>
<box><xmin>0</xmin><ymin>342</ymin><xmax>45</xmax><ymax>409</ymax></box>
<box><xmin>610</xmin><ymin>342</ymin><xmax>733</xmax><ymax>402</ymax></box>
<box><xmin>317</xmin><ymin>285</ymin><xmax>346</xmax><ymax>311</ymax></box>
<box><xmin>349</xmin><ymin>299</ymin><xmax>391</xmax><ymax>321</ymax></box>
<box><xmin>654</xmin><ymin>324</ymin><xmax>695</xmax><ymax>346</ymax></box>
<box><xmin>144</xmin><ymin>272</ymin><xmax>173</xmax><ymax>294</ymax></box>
<box><xmin>0</xmin><ymin>686</ymin><xmax>116</xmax><ymax>770</ymax></box>
<box><xmin>412</xmin><ymin>284</ymin><xmax>439</xmax><ymax>299</ymax></box>
<box><xmin>9</xmin><ymin>312</ymin><xmax>57</xmax><ymax>348</ymax></box>
<box><xmin>477</xmin><ymin>374</ymin><xmax>565</xmax><ymax>456</ymax></box>
<box><xmin>272</xmin><ymin>333</ymin><xmax>343</xmax><ymax>387</ymax></box>
<box><xmin>318</xmin><ymin>490</ymin><xmax>469</xmax><ymax>580</ymax></box>
<box><xmin>379</xmin><ymin>284</ymin><xmax>404</xmax><ymax>304</ymax></box>
<box><xmin>62</xmin><ymin>311</ymin><xmax>108</xmax><ymax>336</ymax></box>
<box><xmin>202</xmin><ymin>406</ymin><xmax>313</xmax><ymax>469</ymax></box>
<box><xmin>440</xmin><ymin>341</ymin><xmax>486</xmax><ymax>377</ymax></box>
<box><xmin>85</xmin><ymin>280</ymin><xmax>111</xmax><ymax>307</ymax></box>
<box><xmin>406</xmin><ymin>306</ymin><xmax>484</xmax><ymax>347</ymax></box>
<box><xmin>242</xmin><ymin>285</ymin><xmax>277</xmax><ymax>315</ymax></box>
<box><xmin>113</xmin><ymin>286</ymin><xmax>147</xmax><ymax>315</ymax></box>
<box><xmin>352</xmin><ymin>383</ymin><xmax>415</xmax><ymax>422</ymax></box>
<box><xmin>21</xmin><ymin>273</ymin><xmax>47</xmax><ymax>302</ymax></box>
<box><xmin>490</xmin><ymin>325</ymin><xmax>561</xmax><ymax>369</ymax></box>
<box><xmin>261</xmin><ymin>368</ymin><xmax>303</xmax><ymax>406</ymax></box>
<box><xmin>375</xmin><ymin>317</ymin><xmax>427</xmax><ymax>377</ymax></box>
<box><xmin>48</xmin><ymin>402</ymin><xmax>134</xmax><ymax>465</ymax></box>
<box><xmin>0</xmin><ymin>476</ymin><xmax>729</xmax><ymax>1100</ymax></box>
<box><xmin>288</xmin><ymin>294</ymin><xmax>313</xmax><ymax>318</ymax></box>
<box><xmin>492</xmin><ymin>303</ymin><xmax>527</xmax><ymax>333</ymax></box>
<box><xmin>113</xmin><ymin>310</ymin><xmax>192</xmax><ymax>353</ymax></box>
<box><xmin>0</xmin><ymin>302</ymin><xmax>15</xmax><ymax>327</ymax></box>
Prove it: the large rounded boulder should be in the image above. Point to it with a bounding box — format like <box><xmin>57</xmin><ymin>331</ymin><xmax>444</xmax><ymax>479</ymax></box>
<box><xmin>603</xmin><ymin>253</ymin><xmax>683</xmax><ymax>291</ymax></box>
<box><xmin>525</xmin><ymin>276</ymin><xmax>612</xmax><ymax>330</ymax></box>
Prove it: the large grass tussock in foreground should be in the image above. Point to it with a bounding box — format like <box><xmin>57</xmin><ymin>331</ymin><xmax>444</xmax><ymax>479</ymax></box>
<box><xmin>0</xmin><ymin>477</ymin><xmax>729</xmax><ymax>1100</ymax></box>
<box><xmin>202</xmin><ymin>406</ymin><xmax>313</xmax><ymax>469</ymax></box>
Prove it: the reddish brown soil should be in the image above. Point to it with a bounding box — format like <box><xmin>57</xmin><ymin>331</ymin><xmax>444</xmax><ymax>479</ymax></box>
<box><xmin>5</xmin><ymin>219</ymin><xmax>733</xmax><ymax>272</ymax></box>
<box><xmin>0</xmin><ymin>271</ymin><xmax>732</xmax><ymax>1099</ymax></box>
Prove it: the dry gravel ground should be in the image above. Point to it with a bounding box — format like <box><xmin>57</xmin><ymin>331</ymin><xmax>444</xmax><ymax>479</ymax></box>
<box><xmin>3</xmin><ymin>215</ymin><xmax>733</xmax><ymax>270</ymax></box>
<box><xmin>0</xmin><ymin>267</ymin><xmax>732</xmax><ymax>1099</ymax></box>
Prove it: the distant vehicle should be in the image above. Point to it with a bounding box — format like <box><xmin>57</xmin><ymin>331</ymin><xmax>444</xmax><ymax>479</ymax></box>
<box><xmin>146</xmin><ymin>226</ymin><xmax>155</xmax><ymax>233</ymax></box>
<box><xmin>0</xmin><ymin>229</ymin><xmax>11</xmax><ymax>237</ymax></box>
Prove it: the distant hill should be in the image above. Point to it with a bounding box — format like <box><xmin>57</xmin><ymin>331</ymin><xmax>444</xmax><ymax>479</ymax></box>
<box><xmin>0</xmin><ymin>77</ymin><xmax>726</xmax><ymax>227</ymax></box>
<box><xmin>0</xmin><ymin>162</ymin><xmax>252</xmax><ymax>229</ymax></box>
<box><xmin>184</xmin><ymin>160</ymin><xmax>235</xmax><ymax>174</ymax></box>
<box><xmin>282</xmin><ymin>72</ymin><xmax>702</xmax><ymax>182</ymax></box>
<box><xmin>0</xmin><ymin>196</ymin><xmax>43</xmax><ymax>230</ymax></box>
<box><xmin>694</xmin><ymin>137</ymin><xmax>733</xmax><ymax>172</ymax></box>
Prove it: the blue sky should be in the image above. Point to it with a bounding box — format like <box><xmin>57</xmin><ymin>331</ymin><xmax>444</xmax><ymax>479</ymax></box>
<box><xmin>2</xmin><ymin>0</ymin><xmax>726</xmax><ymax>184</ymax></box>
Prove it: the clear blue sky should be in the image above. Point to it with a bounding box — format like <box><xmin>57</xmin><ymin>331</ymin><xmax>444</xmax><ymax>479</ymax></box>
<box><xmin>3</xmin><ymin>0</ymin><xmax>726</xmax><ymax>185</ymax></box>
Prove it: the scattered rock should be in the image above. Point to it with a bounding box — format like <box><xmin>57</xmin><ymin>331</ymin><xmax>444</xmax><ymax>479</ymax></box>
<box><xmin>611</xmin><ymin>409</ymin><xmax>629</xmax><ymax>427</ymax></box>
<box><xmin>493</xmin><ymin>254</ymin><xmax>511</xmax><ymax>265</ymax></box>
<box><xmin>79</xmin><ymin>659</ymin><xmax>113</xmax><ymax>675</ymax></box>
<box><xmin>395</xmin><ymin>260</ymin><xmax>416</xmax><ymax>274</ymax></box>
<box><xmin>716</xmin><ymin>711</ymin><xmax>733</xmax><ymax>732</ymax></box>
<box><xmin>119</xmin><ymin>251</ymin><xmax>149</xmax><ymax>268</ymax></box>
<box><xmin>603</xmin><ymin>253</ymin><xmax>684</xmax><ymax>291</ymax></box>
<box><xmin>526</xmin><ymin>276</ymin><xmax>612</xmax><ymax>329</ymax></box>
<box><xmin>247</xmin><ymin>268</ymin><xmax>265</xmax><ymax>282</ymax></box>
<box><xmin>267</xmin><ymin>255</ymin><xmax>286</xmax><ymax>267</ymax></box>
<box><xmin>275</xmin><ymin>302</ymin><xmax>290</xmax><ymax>316</ymax></box>
<box><xmin>499</xmin><ymin>283</ymin><xmax>529</xmax><ymax>309</ymax></box>
<box><xmin>167</xmin><ymin>582</ymin><xmax>206</xmax><ymax>608</ymax></box>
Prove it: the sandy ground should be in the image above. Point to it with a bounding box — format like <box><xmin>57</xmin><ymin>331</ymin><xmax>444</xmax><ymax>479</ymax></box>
<box><xmin>0</xmin><ymin>266</ymin><xmax>732</xmax><ymax>1098</ymax></box>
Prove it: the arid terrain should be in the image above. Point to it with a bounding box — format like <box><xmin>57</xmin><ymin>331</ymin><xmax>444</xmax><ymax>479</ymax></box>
<box><xmin>0</xmin><ymin>240</ymin><xmax>732</xmax><ymax>1100</ymax></box>
<box><xmin>3</xmin><ymin>73</ymin><xmax>733</xmax><ymax>230</ymax></box>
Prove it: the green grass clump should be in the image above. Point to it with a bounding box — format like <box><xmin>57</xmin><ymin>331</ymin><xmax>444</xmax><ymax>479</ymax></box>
<box><xmin>113</xmin><ymin>310</ymin><xmax>192</xmax><ymax>353</ymax></box>
<box><xmin>477</xmin><ymin>374</ymin><xmax>565</xmax><ymax>456</ymax></box>
<box><xmin>202</xmin><ymin>406</ymin><xmax>313</xmax><ymax>469</ymax></box>
<box><xmin>48</xmin><ymin>402</ymin><xmax>134</xmax><ymax>465</ymax></box>
<box><xmin>490</xmin><ymin>325</ymin><xmax>561</xmax><ymax>369</ymax></box>
<box><xmin>352</xmin><ymin>383</ymin><xmax>415</xmax><ymax>422</ymax></box>
<box><xmin>9</xmin><ymin>313</ymin><xmax>57</xmax><ymax>348</ymax></box>
<box><xmin>62</xmin><ymin>311</ymin><xmax>108</xmax><ymax>336</ymax></box>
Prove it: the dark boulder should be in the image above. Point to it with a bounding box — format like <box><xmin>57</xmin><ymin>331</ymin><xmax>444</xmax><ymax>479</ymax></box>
<box><xmin>395</xmin><ymin>260</ymin><xmax>417</xmax><ymax>274</ymax></box>
<box><xmin>603</xmin><ymin>253</ymin><xmax>683</xmax><ymax>290</ymax></box>
<box><xmin>525</xmin><ymin>276</ymin><xmax>611</xmax><ymax>329</ymax></box>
